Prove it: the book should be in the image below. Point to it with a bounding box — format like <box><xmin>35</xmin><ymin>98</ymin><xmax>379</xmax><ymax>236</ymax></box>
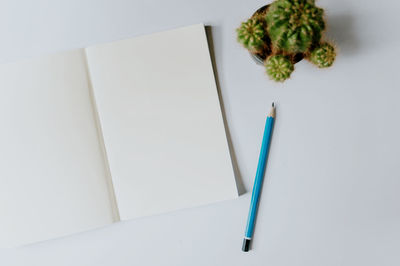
<box><xmin>0</xmin><ymin>24</ymin><xmax>238</xmax><ymax>248</ymax></box>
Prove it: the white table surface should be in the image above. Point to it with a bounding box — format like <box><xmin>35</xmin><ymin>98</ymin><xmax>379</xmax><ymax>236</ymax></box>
<box><xmin>1</xmin><ymin>0</ymin><xmax>400</xmax><ymax>265</ymax></box>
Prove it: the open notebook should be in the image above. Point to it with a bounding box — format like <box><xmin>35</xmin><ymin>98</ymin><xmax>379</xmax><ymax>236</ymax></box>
<box><xmin>0</xmin><ymin>24</ymin><xmax>238</xmax><ymax>248</ymax></box>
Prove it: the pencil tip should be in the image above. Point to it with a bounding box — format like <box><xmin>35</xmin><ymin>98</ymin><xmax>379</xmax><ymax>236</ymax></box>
<box><xmin>269</xmin><ymin>102</ymin><xmax>276</xmax><ymax>117</ymax></box>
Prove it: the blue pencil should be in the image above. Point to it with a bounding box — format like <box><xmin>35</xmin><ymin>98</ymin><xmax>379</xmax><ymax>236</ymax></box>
<box><xmin>242</xmin><ymin>102</ymin><xmax>276</xmax><ymax>252</ymax></box>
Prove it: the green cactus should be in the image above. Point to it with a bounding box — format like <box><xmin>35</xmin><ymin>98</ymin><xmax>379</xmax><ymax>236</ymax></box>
<box><xmin>266</xmin><ymin>0</ymin><xmax>325</xmax><ymax>53</ymax></box>
<box><xmin>265</xmin><ymin>55</ymin><xmax>294</xmax><ymax>82</ymax></box>
<box><xmin>236</xmin><ymin>0</ymin><xmax>335</xmax><ymax>82</ymax></box>
<box><xmin>309</xmin><ymin>42</ymin><xmax>336</xmax><ymax>68</ymax></box>
<box><xmin>237</xmin><ymin>18</ymin><xmax>266</xmax><ymax>52</ymax></box>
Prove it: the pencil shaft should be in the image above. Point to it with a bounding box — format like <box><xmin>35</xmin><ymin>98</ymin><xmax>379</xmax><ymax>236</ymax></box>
<box><xmin>245</xmin><ymin>115</ymin><xmax>274</xmax><ymax>239</ymax></box>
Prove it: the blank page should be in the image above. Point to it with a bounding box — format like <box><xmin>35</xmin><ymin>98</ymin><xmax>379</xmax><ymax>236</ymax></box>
<box><xmin>85</xmin><ymin>24</ymin><xmax>238</xmax><ymax>220</ymax></box>
<box><xmin>0</xmin><ymin>50</ymin><xmax>116</xmax><ymax>248</ymax></box>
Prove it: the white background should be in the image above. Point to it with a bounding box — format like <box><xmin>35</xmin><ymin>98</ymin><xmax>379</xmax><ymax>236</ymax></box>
<box><xmin>1</xmin><ymin>0</ymin><xmax>400</xmax><ymax>265</ymax></box>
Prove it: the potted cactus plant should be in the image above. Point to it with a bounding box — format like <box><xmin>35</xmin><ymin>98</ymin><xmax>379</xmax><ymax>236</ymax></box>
<box><xmin>237</xmin><ymin>0</ymin><xmax>336</xmax><ymax>82</ymax></box>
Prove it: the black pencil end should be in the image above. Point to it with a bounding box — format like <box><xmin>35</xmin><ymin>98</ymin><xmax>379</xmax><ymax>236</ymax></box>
<box><xmin>242</xmin><ymin>238</ymin><xmax>251</xmax><ymax>252</ymax></box>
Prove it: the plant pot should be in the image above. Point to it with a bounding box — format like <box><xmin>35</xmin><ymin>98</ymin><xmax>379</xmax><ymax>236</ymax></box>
<box><xmin>249</xmin><ymin>4</ymin><xmax>304</xmax><ymax>65</ymax></box>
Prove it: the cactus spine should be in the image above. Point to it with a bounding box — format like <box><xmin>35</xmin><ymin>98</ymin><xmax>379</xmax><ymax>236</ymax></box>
<box><xmin>265</xmin><ymin>55</ymin><xmax>294</xmax><ymax>82</ymax></box>
<box><xmin>309</xmin><ymin>43</ymin><xmax>336</xmax><ymax>68</ymax></box>
<box><xmin>266</xmin><ymin>0</ymin><xmax>325</xmax><ymax>53</ymax></box>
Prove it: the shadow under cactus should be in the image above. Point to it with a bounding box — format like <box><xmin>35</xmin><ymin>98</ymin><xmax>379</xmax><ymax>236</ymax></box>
<box><xmin>325</xmin><ymin>13</ymin><xmax>358</xmax><ymax>56</ymax></box>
